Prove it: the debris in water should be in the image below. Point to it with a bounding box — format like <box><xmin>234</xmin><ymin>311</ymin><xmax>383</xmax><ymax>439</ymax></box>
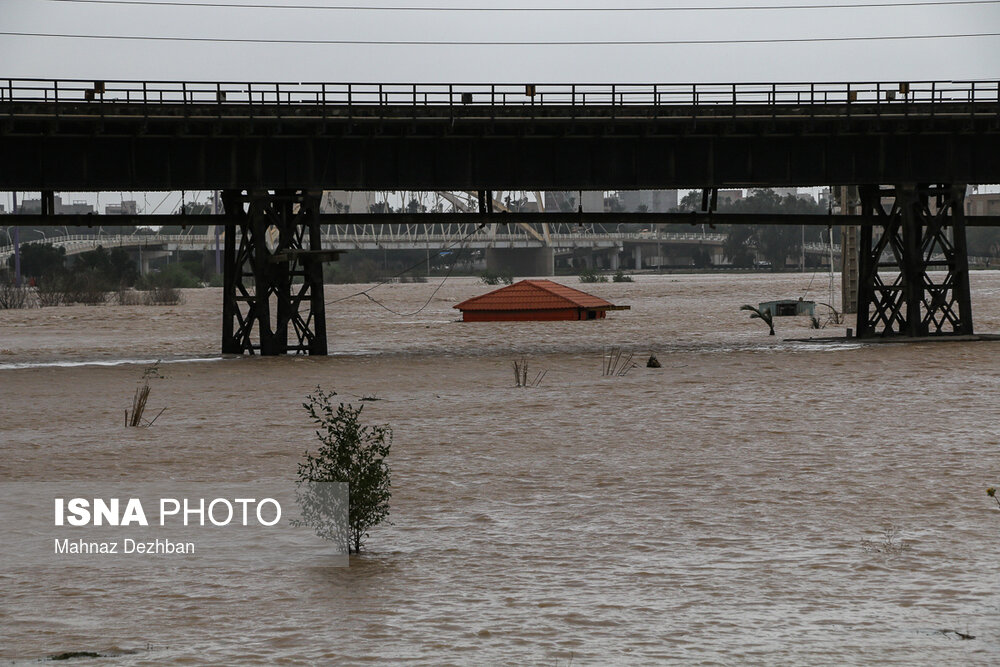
<box><xmin>603</xmin><ymin>347</ymin><xmax>637</xmax><ymax>376</ymax></box>
<box><xmin>512</xmin><ymin>358</ymin><xmax>546</xmax><ymax>387</ymax></box>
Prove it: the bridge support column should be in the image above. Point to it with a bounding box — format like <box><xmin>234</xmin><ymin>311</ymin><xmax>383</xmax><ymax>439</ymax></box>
<box><xmin>856</xmin><ymin>184</ymin><xmax>973</xmax><ymax>338</ymax></box>
<box><xmin>609</xmin><ymin>251</ymin><xmax>620</xmax><ymax>271</ymax></box>
<box><xmin>485</xmin><ymin>247</ymin><xmax>554</xmax><ymax>277</ymax></box>
<box><xmin>221</xmin><ymin>190</ymin><xmax>331</xmax><ymax>355</ymax></box>
<box><xmin>633</xmin><ymin>245</ymin><xmax>643</xmax><ymax>270</ymax></box>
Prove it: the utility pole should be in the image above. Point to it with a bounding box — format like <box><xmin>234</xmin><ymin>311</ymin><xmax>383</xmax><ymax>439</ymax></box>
<box><xmin>800</xmin><ymin>224</ymin><xmax>805</xmax><ymax>272</ymax></box>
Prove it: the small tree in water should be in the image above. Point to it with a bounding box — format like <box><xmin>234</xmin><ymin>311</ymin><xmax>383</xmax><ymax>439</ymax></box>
<box><xmin>740</xmin><ymin>304</ymin><xmax>775</xmax><ymax>336</ymax></box>
<box><xmin>297</xmin><ymin>388</ymin><xmax>392</xmax><ymax>554</ymax></box>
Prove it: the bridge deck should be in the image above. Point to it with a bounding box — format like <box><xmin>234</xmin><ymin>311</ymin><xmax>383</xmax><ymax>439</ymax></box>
<box><xmin>2</xmin><ymin>79</ymin><xmax>999</xmax><ymax>190</ymax></box>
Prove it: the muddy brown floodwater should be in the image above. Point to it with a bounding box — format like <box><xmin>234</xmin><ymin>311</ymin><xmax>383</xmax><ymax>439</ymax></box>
<box><xmin>2</xmin><ymin>272</ymin><xmax>1000</xmax><ymax>664</ymax></box>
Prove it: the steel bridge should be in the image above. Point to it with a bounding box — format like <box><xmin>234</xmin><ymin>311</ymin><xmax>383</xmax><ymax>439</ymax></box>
<box><xmin>3</xmin><ymin>78</ymin><xmax>1000</xmax><ymax>353</ymax></box>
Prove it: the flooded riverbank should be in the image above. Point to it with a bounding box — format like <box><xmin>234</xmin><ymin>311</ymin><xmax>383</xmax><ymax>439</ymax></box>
<box><xmin>3</xmin><ymin>273</ymin><xmax>999</xmax><ymax>663</ymax></box>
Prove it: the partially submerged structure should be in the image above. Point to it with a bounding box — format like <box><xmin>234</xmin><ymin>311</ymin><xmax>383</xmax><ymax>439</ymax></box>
<box><xmin>455</xmin><ymin>279</ymin><xmax>630</xmax><ymax>322</ymax></box>
<box><xmin>758</xmin><ymin>299</ymin><xmax>816</xmax><ymax>317</ymax></box>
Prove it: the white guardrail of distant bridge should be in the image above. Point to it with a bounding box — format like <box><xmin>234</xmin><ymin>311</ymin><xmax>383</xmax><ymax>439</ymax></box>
<box><xmin>0</xmin><ymin>231</ymin><xmax>843</xmax><ymax>263</ymax></box>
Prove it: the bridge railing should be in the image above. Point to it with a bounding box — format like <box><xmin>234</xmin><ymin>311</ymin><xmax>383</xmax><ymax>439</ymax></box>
<box><xmin>1</xmin><ymin>231</ymin><xmax>838</xmax><ymax>263</ymax></box>
<box><xmin>2</xmin><ymin>79</ymin><xmax>999</xmax><ymax>110</ymax></box>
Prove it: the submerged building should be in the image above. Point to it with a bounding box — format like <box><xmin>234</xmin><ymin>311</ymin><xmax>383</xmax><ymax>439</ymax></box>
<box><xmin>454</xmin><ymin>279</ymin><xmax>629</xmax><ymax>322</ymax></box>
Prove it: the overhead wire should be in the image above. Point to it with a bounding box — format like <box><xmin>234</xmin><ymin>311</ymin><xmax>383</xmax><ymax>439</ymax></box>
<box><xmin>323</xmin><ymin>221</ymin><xmax>486</xmax><ymax>317</ymax></box>
<box><xmin>4</xmin><ymin>30</ymin><xmax>999</xmax><ymax>44</ymax></box>
<box><xmin>357</xmin><ymin>244</ymin><xmax>468</xmax><ymax>316</ymax></box>
<box><xmin>40</xmin><ymin>0</ymin><xmax>1000</xmax><ymax>11</ymax></box>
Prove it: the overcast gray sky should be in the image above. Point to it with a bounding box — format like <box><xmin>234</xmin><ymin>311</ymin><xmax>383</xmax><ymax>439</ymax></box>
<box><xmin>2</xmin><ymin>0</ymin><xmax>999</xmax><ymax>82</ymax></box>
<box><xmin>2</xmin><ymin>0</ymin><xmax>999</xmax><ymax>213</ymax></box>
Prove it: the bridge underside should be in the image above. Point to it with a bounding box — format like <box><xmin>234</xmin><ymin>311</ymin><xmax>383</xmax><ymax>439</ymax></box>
<box><xmin>2</xmin><ymin>101</ymin><xmax>1000</xmax><ymax>191</ymax></box>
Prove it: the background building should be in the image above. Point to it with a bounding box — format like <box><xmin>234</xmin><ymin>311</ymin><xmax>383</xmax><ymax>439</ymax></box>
<box><xmin>620</xmin><ymin>190</ymin><xmax>678</xmax><ymax>212</ymax></box>
<box><xmin>105</xmin><ymin>200</ymin><xmax>138</xmax><ymax>215</ymax></box>
<box><xmin>544</xmin><ymin>191</ymin><xmax>604</xmax><ymax>212</ymax></box>
<box><xmin>966</xmin><ymin>192</ymin><xmax>1000</xmax><ymax>216</ymax></box>
<box><xmin>16</xmin><ymin>195</ymin><xmax>94</xmax><ymax>215</ymax></box>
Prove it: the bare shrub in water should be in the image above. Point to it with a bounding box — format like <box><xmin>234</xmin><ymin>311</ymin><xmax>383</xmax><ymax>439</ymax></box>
<box><xmin>0</xmin><ymin>282</ymin><xmax>31</xmax><ymax>309</ymax></box>
<box><xmin>860</xmin><ymin>524</ymin><xmax>911</xmax><ymax>555</ymax></box>
<box><xmin>603</xmin><ymin>347</ymin><xmax>637</xmax><ymax>376</ymax></box>
<box><xmin>116</xmin><ymin>287</ymin><xmax>145</xmax><ymax>306</ymax></box>
<box><xmin>35</xmin><ymin>277</ymin><xmax>66</xmax><ymax>307</ymax></box>
<box><xmin>145</xmin><ymin>286</ymin><xmax>183</xmax><ymax>306</ymax></box>
<box><xmin>512</xmin><ymin>358</ymin><xmax>546</xmax><ymax>387</ymax></box>
<box><xmin>64</xmin><ymin>272</ymin><xmax>109</xmax><ymax>306</ymax></box>
<box><xmin>297</xmin><ymin>387</ymin><xmax>392</xmax><ymax>554</ymax></box>
<box><xmin>125</xmin><ymin>362</ymin><xmax>166</xmax><ymax>428</ymax></box>
<box><xmin>114</xmin><ymin>286</ymin><xmax>183</xmax><ymax>306</ymax></box>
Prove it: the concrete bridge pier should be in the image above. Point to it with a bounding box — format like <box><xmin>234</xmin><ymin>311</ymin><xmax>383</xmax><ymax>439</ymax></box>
<box><xmin>609</xmin><ymin>251</ymin><xmax>620</xmax><ymax>271</ymax></box>
<box><xmin>633</xmin><ymin>246</ymin><xmax>643</xmax><ymax>270</ymax></box>
<box><xmin>856</xmin><ymin>183</ymin><xmax>973</xmax><ymax>338</ymax></box>
<box><xmin>135</xmin><ymin>249</ymin><xmax>169</xmax><ymax>276</ymax></box>
<box><xmin>485</xmin><ymin>247</ymin><xmax>554</xmax><ymax>277</ymax></box>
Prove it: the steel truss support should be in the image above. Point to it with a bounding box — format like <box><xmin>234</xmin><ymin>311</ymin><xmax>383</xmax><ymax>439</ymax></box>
<box><xmin>221</xmin><ymin>189</ymin><xmax>329</xmax><ymax>355</ymax></box>
<box><xmin>856</xmin><ymin>183</ymin><xmax>973</xmax><ymax>338</ymax></box>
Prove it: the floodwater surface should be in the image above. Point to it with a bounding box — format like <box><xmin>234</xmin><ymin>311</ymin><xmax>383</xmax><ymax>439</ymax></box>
<box><xmin>2</xmin><ymin>273</ymin><xmax>999</xmax><ymax>664</ymax></box>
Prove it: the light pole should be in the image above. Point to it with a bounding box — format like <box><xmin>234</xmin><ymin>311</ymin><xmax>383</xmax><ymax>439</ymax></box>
<box><xmin>215</xmin><ymin>225</ymin><xmax>222</xmax><ymax>275</ymax></box>
<box><xmin>12</xmin><ymin>226</ymin><xmax>20</xmax><ymax>287</ymax></box>
<box><xmin>11</xmin><ymin>191</ymin><xmax>20</xmax><ymax>286</ymax></box>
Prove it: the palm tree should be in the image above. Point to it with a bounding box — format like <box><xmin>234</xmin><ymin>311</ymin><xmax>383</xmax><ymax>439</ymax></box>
<box><xmin>741</xmin><ymin>304</ymin><xmax>775</xmax><ymax>336</ymax></box>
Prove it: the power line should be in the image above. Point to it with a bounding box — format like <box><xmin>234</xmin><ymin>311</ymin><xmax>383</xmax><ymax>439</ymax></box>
<box><xmin>3</xmin><ymin>30</ymin><xmax>1000</xmax><ymax>45</ymax></box>
<box><xmin>357</xmin><ymin>245</ymin><xmax>467</xmax><ymax>317</ymax></box>
<box><xmin>41</xmin><ymin>0</ymin><xmax>1000</xmax><ymax>11</ymax></box>
<box><xmin>324</xmin><ymin>222</ymin><xmax>484</xmax><ymax>316</ymax></box>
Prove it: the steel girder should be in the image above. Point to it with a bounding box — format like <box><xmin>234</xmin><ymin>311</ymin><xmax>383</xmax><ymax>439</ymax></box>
<box><xmin>221</xmin><ymin>190</ymin><xmax>328</xmax><ymax>355</ymax></box>
<box><xmin>856</xmin><ymin>184</ymin><xmax>973</xmax><ymax>338</ymax></box>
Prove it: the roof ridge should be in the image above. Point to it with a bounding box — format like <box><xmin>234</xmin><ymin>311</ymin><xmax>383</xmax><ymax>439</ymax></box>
<box><xmin>526</xmin><ymin>279</ymin><xmax>601</xmax><ymax>300</ymax></box>
<box><xmin>454</xmin><ymin>278</ymin><xmax>614</xmax><ymax>311</ymax></box>
<box><xmin>452</xmin><ymin>280</ymin><xmax>525</xmax><ymax>307</ymax></box>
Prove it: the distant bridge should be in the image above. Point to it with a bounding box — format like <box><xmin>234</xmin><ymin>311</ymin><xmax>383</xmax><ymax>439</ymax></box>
<box><xmin>0</xmin><ymin>227</ymin><xmax>841</xmax><ymax>268</ymax></box>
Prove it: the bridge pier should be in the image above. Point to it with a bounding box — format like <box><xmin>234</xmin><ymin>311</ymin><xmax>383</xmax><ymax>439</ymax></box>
<box><xmin>221</xmin><ymin>190</ymin><xmax>332</xmax><ymax>355</ymax></box>
<box><xmin>138</xmin><ymin>250</ymin><xmax>169</xmax><ymax>276</ymax></box>
<box><xmin>485</xmin><ymin>247</ymin><xmax>554</xmax><ymax>277</ymax></box>
<box><xmin>609</xmin><ymin>251</ymin><xmax>620</xmax><ymax>271</ymax></box>
<box><xmin>856</xmin><ymin>183</ymin><xmax>973</xmax><ymax>338</ymax></box>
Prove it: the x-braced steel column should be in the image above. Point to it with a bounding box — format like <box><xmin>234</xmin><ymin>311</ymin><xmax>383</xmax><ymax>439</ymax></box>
<box><xmin>221</xmin><ymin>189</ymin><xmax>331</xmax><ymax>355</ymax></box>
<box><xmin>856</xmin><ymin>184</ymin><xmax>973</xmax><ymax>338</ymax></box>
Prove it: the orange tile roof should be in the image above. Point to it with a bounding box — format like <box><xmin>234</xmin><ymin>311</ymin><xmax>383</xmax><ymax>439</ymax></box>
<box><xmin>455</xmin><ymin>279</ymin><xmax>617</xmax><ymax>312</ymax></box>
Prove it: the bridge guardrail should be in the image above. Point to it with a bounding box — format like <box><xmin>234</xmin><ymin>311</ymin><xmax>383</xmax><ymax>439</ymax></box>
<box><xmin>0</xmin><ymin>231</ymin><xmax>840</xmax><ymax>262</ymax></box>
<box><xmin>1</xmin><ymin>79</ymin><xmax>998</xmax><ymax>112</ymax></box>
